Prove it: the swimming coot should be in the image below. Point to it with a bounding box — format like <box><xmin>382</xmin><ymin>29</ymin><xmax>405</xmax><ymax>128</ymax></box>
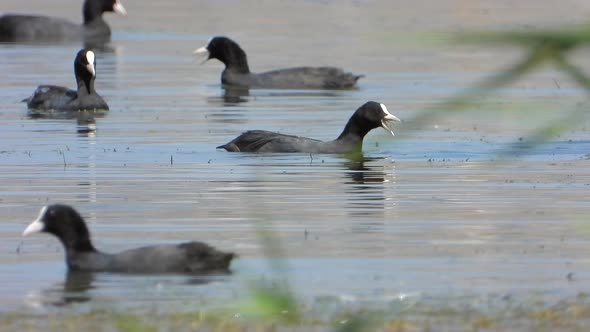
<box><xmin>0</xmin><ymin>0</ymin><xmax>126</xmax><ymax>43</ymax></box>
<box><xmin>218</xmin><ymin>101</ymin><xmax>400</xmax><ymax>153</ymax></box>
<box><xmin>194</xmin><ymin>36</ymin><xmax>363</xmax><ymax>89</ymax></box>
<box><xmin>23</xmin><ymin>49</ymin><xmax>109</xmax><ymax>112</ymax></box>
<box><xmin>22</xmin><ymin>205</ymin><xmax>235</xmax><ymax>274</ymax></box>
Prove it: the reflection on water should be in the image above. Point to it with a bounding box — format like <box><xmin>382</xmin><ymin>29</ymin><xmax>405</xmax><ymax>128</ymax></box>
<box><xmin>75</xmin><ymin>131</ymin><xmax>98</xmax><ymax>205</ymax></box>
<box><xmin>222</xmin><ymin>86</ymin><xmax>250</xmax><ymax>105</ymax></box>
<box><xmin>24</xmin><ymin>269</ymin><xmax>234</xmax><ymax>309</ymax></box>
<box><xmin>15</xmin><ymin>256</ymin><xmax>585</xmax><ymax>312</ymax></box>
<box><xmin>24</xmin><ymin>272</ymin><xmax>94</xmax><ymax>308</ymax></box>
<box><xmin>207</xmin><ymin>87</ymin><xmax>351</xmax><ymax>107</ymax></box>
<box><xmin>27</xmin><ymin>109</ymin><xmax>107</xmax><ymax>121</ymax></box>
<box><xmin>343</xmin><ymin>157</ymin><xmax>394</xmax><ymax>221</ymax></box>
<box><xmin>28</xmin><ymin>109</ymin><xmax>106</xmax><ymax>136</ymax></box>
<box><xmin>57</xmin><ymin>272</ymin><xmax>95</xmax><ymax>306</ymax></box>
<box><xmin>344</xmin><ymin>157</ymin><xmax>391</xmax><ymax>186</ymax></box>
<box><xmin>206</xmin><ymin>87</ymin><xmax>250</xmax><ymax>106</ymax></box>
<box><xmin>76</xmin><ymin>115</ymin><xmax>97</xmax><ymax>135</ymax></box>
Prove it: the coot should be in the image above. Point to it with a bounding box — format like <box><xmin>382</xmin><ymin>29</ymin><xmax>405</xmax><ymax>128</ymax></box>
<box><xmin>194</xmin><ymin>36</ymin><xmax>363</xmax><ymax>89</ymax></box>
<box><xmin>0</xmin><ymin>0</ymin><xmax>127</xmax><ymax>44</ymax></box>
<box><xmin>22</xmin><ymin>205</ymin><xmax>235</xmax><ymax>274</ymax></box>
<box><xmin>218</xmin><ymin>101</ymin><xmax>400</xmax><ymax>153</ymax></box>
<box><xmin>23</xmin><ymin>49</ymin><xmax>109</xmax><ymax>111</ymax></box>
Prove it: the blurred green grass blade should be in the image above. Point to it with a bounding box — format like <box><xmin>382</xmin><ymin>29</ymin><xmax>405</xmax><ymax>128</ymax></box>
<box><xmin>497</xmin><ymin>105</ymin><xmax>587</xmax><ymax>158</ymax></box>
<box><xmin>245</xmin><ymin>282</ymin><xmax>301</xmax><ymax>323</ymax></box>
<box><xmin>553</xmin><ymin>53</ymin><xmax>590</xmax><ymax>91</ymax></box>
<box><xmin>237</xmin><ymin>217</ymin><xmax>301</xmax><ymax>323</ymax></box>
<box><xmin>493</xmin><ymin>49</ymin><xmax>590</xmax><ymax>157</ymax></box>
<box><xmin>455</xmin><ymin>23</ymin><xmax>590</xmax><ymax>48</ymax></box>
<box><xmin>403</xmin><ymin>27</ymin><xmax>590</xmax><ymax>158</ymax></box>
<box><xmin>404</xmin><ymin>43</ymin><xmax>551</xmax><ymax>130</ymax></box>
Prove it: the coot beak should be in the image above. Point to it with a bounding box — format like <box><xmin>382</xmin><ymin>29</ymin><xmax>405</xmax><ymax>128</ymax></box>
<box><xmin>381</xmin><ymin>114</ymin><xmax>401</xmax><ymax>136</ymax></box>
<box><xmin>379</xmin><ymin>103</ymin><xmax>401</xmax><ymax>136</ymax></box>
<box><xmin>113</xmin><ymin>0</ymin><xmax>127</xmax><ymax>16</ymax></box>
<box><xmin>86</xmin><ymin>63</ymin><xmax>96</xmax><ymax>77</ymax></box>
<box><xmin>85</xmin><ymin>51</ymin><xmax>96</xmax><ymax>77</ymax></box>
<box><xmin>23</xmin><ymin>206</ymin><xmax>47</xmax><ymax>236</ymax></box>
<box><xmin>193</xmin><ymin>46</ymin><xmax>209</xmax><ymax>64</ymax></box>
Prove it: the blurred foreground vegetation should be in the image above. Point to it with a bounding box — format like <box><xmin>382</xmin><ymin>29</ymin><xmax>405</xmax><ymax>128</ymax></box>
<box><xmin>3</xmin><ymin>23</ymin><xmax>590</xmax><ymax>332</ymax></box>
<box><xmin>2</xmin><ymin>294</ymin><xmax>590</xmax><ymax>332</ymax></box>
<box><xmin>222</xmin><ymin>23</ymin><xmax>590</xmax><ymax>331</ymax></box>
<box><xmin>408</xmin><ymin>23</ymin><xmax>590</xmax><ymax>155</ymax></box>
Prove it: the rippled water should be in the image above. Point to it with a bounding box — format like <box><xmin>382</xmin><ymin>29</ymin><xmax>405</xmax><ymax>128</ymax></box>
<box><xmin>1</xmin><ymin>0</ymin><xmax>590</xmax><ymax>316</ymax></box>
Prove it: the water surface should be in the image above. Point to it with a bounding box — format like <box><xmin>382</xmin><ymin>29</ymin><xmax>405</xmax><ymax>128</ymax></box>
<box><xmin>1</xmin><ymin>0</ymin><xmax>589</xmax><ymax>321</ymax></box>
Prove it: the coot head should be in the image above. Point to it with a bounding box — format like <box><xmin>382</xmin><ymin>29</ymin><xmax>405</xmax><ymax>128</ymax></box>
<box><xmin>83</xmin><ymin>0</ymin><xmax>127</xmax><ymax>23</ymax></box>
<box><xmin>76</xmin><ymin>49</ymin><xmax>96</xmax><ymax>77</ymax></box>
<box><xmin>343</xmin><ymin>101</ymin><xmax>401</xmax><ymax>138</ymax></box>
<box><xmin>74</xmin><ymin>49</ymin><xmax>97</xmax><ymax>93</ymax></box>
<box><xmin>23</xmin><ymin>205</ymin><xmax>96</xmax><ymax>252</ymax></box>
<box><xmin>193</xmin><ymin>36</ymin><xmax>250</xmax><ymax>73</ymax></box>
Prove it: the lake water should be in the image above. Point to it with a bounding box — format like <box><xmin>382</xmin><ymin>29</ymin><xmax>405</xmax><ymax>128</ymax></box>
<box><xmin>1</xmin><ymin>0</ymin><xmax>589</xmax><ymax>323</ymax></box>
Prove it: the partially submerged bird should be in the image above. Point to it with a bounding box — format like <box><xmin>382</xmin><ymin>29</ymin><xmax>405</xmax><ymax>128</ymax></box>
<box><xmin>194</xmin><ymin>36</ymin><xmax>363</xmax><ymax>89</ymax></box>
<box><xmin>22</xmin><ymin>205</ymin><xmax>235</xmax><ymax>274</ymax></box>
<box><xmin>218</xmin><ymin>101</ymin><xmax>400</xmax><ymax>153</ymax></box>
<box><xmin>0</xmin><ymin>0</ymin><xmax>127</xmax><ymax>44</ymax></box>
<box><xmin>23</xmin><ymin>49</ymin><xmax>109</xmax><ymax>112</ymax></box>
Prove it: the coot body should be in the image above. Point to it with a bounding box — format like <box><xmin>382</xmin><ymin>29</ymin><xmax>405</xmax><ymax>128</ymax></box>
<box><xmin>218</xmin><ymin>101</ymin><xmax>400</xmax><ymax>153</ymax></box>
<box><xmin>194</xmin><ymin>36</ymin><xmax>363</xmax><ymax>89</ymax></box>
<box><xmin>23</xmin><ymin>205</ymin><xmax>235</xmax><ymax>274</ymax></box>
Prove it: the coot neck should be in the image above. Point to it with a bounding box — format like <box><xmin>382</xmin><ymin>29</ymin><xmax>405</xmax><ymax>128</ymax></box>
<box><xmin>83</xmin><ymin>15</ymin><xmax>107</xmax><ymax>27</ymax></box>
<box><xmin>76</xmin><ymin>75</ymin><xmax>96</xmax><ymax>96</ymax></box>
<box><xmin>222</xmin><ymin>47</ymin><xmax>250</xmax><ymax>74</ymax></box>
<box><xmin>336</xmin><ymin>113</ymin><xmax>371</xmax><ymax>144</ymax></box>
<box><xmin>58</xmin><ymin>231</ymin><xmax>97</xmax><ymax>255</ymax></box>
<box><xmin>83</xmin><ymin>0</ymin><xmax>105</xmax><ymax>25</ymax></box>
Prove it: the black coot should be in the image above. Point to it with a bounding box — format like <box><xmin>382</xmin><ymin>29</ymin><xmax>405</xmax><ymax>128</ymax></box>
<box><xmin>218</xmin><ymin>101</ymin><xmax>400</xmax><ymax>153</ymax></box>
<box><xmin>22</xmin><ymin>205</ymin><xmax>235</xmax><ymax>274</ymax></box>
<box><xmin>194</xmin><ymin>36</ymin><xmax>363</xmax><ymax>89</ymax></box>
<box><xmin>23</xmin><ymin>49</ymin><xmax>109</xmax><ymax>112</ymax></box>
<box><xmin>0</xmin><ymin>0</ymin><xmax>127</xmax><ymax>44</ymax></box>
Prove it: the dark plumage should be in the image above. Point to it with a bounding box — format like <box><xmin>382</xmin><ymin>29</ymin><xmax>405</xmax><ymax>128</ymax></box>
<box><xmin>23</xmin><ymin>49</ymin><xmax>109</xmax><ymax>112</ymax></box>
<box><xmin>22</xmin><ymin>205</ymin><xmax>235</xmax><ymax>274</ymax></box>
<box><xmin>218</xmin><ymin>101</ymin><xmax>400</xmax><ymax>153</ymax></box>
<box><xmin>0</xmin><ymin>0</ymin><xmax>127</xmax><ymax>44</ymax></box>
<box><xmin>194</xmin><ymin>36</ymin><xmax>363</xmax><ymax>89</ymax></box>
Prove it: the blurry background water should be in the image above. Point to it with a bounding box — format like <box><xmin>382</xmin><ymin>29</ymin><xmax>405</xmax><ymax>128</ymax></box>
<box><xmin>0</xmin><ymin>0</ymin><xmax>589</xmax><ymax>313</ymax></box>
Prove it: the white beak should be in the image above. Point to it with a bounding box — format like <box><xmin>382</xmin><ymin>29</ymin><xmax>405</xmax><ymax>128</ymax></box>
<box><xmin>384</xmin><ymin>113</ymin><xmax>401</xmax><ymax>122</ymax></box>
<box><xmin>23</xmin><ymin>206</ymin><xmax>47</xmax><ymax>236</ymax></box>
<box><xmin>86</xmin><ymin>63</ymin><xmax>96</xmax><ymax>77</ymax></box>
<box><xmin>193</xmin><ymin>46</ymin><xmax>210</xmax><ymax>64</ymax></box>
<box><xmin>193</xmin><ymin>46</ymin><xmax>208</xmax><ymax>56</ymax></box>
<box><xmin>379</xmin><ymin>103</ymin><xmax>401</xmax><ymax>136</ymax></box>
<box><xmin>85</xmin><ymin>51</ymin><xmax>96</xmax><ymax>77</ymax></box>
<box><xmin>113</xmin><ymin>1</ymin><xmax>127</xmax><ymax>16</ymax></box>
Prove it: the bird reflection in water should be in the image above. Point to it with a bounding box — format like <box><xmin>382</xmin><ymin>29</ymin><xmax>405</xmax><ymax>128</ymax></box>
<box><xmin>208</xmin><ymin>86</ymin><xmax>344</xmax><ymax>106</ymax></box>
<box><xmin>24</xmin><ymin>271</ymin><xmax>94</xmax><ymax>308</ymax></box>
<box><xmin>58</xmin><ymin>271</ymin><xmax>95</xmax><ymax>305</ymax></box>
<box><xmin>76</xmin><ymin>111</ymin><xmax>98</xmax><ymax>135</ymax></box>
<box><xmin>222</xmin><ymin>86</ymin><xmax>250</xmax><ymax>105</ymax></box>
<box><xmin>205</xmin><ymin>87</ymin><xmax>346</xmax><ymax>125</ymax></box>
<box><xmin>27</xmin><ymin>110</ymin><xmax>105</xmax><ymax>135</ymax></box>
<box><xmin>25</xmin><ymin>271</ymin><xmax>232</xmax><ymax>308</ymax></box>
<box><xmin>343</xmin><ymin>156</ymin><xmax>396</xmax><ymax>223</ymax></box>
<box><xmin>205</xmin><ymin>86</ymin><xmax>250</xmax><ymax>106</ymax></box>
